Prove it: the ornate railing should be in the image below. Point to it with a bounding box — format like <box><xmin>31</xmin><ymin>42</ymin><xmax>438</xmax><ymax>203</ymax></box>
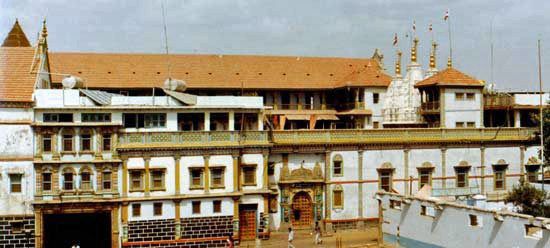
<box><xmin>118</xmin><ymin>131</ymin><xmax>269</xmax><ymax>149</ymax></box>
<box><xmin>420</xmin><ymin>101</ymin><xmax>440</xmax><ymax>114</ymax></box>
<box><xmin>484</xmin><ymin>94</ymin><xmax>514</xmax><ymax>109</ymax></box>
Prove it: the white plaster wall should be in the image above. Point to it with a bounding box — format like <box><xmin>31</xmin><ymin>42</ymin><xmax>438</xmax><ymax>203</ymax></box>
<box><xmin>446</xmin><ymin>148</ymin><xmax>481</xmax><ymax>189</ymax></box>
<box><xmin>364</xmin><ymin>150</ymin><xmax>404</xmax><ymax>193</ymax></box>
<box><xmin>409</xmin><ymin>149</ymin><xmax>442</xmax><ymax>192</ymax></box>
<box><xmin>484</xmin><ymin>147</ymin><xmax>522</xmax><ymax>192</ymax></box>
<box><xmin>181</xmin><ymin>156</ymin><xmax>205</xmax><ymax>195</ymax></box>
<box><xmin>0</xmin><ymin>162</ymin><xmax>34</xmax><ymax>215</ymax></box>
<box><xmin>208</xmin><ymin>155</ymin><xmax>234</xmax><ymax>193</ymax></box>
<box><xmin>443</xmin><ymin>88</ymin><xmax>482</xmax><ymax>128</ymax></box>
<box><xmin>180</xmin><ymin>197</ymin><xmax>234</xmax><ymax>218</ymax></box>
<box><xmin>34</xmin><ymin>89</ymin><xmax>80</xmax><ymax>107</ymax></box>
<box><xmin>0</xmin><ymin>108</ymin><xmax>33</xmax><ymax>121</ymax></box>
<box><xmin>331</xmin><ymin>183</ymin><xmax>359</xmax><ymax>220</ymax></box>
<box><xmin>331</xmin><ymin>151</ymin><xmax>357</xmax><ymax>181</ymax></box>
<box><xmin>128</xmin><ymin>200</ymin><xmax>175</xmax><ymax>221</ymax></box>
<box><xmin>0</xmin><ymin>125</ymin><xmax>33</xmax><ymax>157</ymax></box>
<box><xmin>241</xmin><ymin>194</ymin><xmax>264</xmax><ymax>214</ymax></box>
<box><xmin>149</xmin><ymin>157</ymin><xmax>176</xmax><ymax>196</ymax></box>
<box><xmin>514</xmin><ymin>93</ymin><xmax>550</xmax><ymax>106</ymax></box>
<box><xmin>364</xmin><ymin>88</ymin><xmax>386</xmax><ymax>128</ymax></box>
<box><xmin>241</xmin><ymin>153</ymin><xmax>264</xmax><ymax>190</ymax></box>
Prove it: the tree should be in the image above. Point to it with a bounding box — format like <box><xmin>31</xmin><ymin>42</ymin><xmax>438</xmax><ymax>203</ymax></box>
<box><xmin>505</xmin><ymin>180</ymin><xmax>550</xmax><ymax>218</ymax></box>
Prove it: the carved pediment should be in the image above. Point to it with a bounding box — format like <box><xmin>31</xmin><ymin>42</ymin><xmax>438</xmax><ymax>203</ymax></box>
<box><xmin>280</xmin><ymin>162</ymin><xmax>324</xmax><ymax>182</ymax></box>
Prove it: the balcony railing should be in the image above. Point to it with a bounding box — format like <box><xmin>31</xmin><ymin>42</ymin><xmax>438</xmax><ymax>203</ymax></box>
<box><xmin>118</xmin><ymin>131</ymin><xmax>269</xmax><ymax>149</ymax></box>
<box><xmin>484</xmin><ymin>95</ymin><xmax>514</xmax><ymax>109</ymax></box>
<box><xmin>420</xmin><ymin>101</ymin><xmax>440</xmax><ymax>114</ymax></box>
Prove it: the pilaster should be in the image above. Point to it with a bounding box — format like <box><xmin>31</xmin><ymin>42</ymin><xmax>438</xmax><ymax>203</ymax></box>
<box><xmin>121</xmin><ymin>202</ymin><xmax>129</xmax><ymax>242</ymax></box>
<box><xmin>94</xmin><ymin>130</ymin><xmax>103</xmax><ymax>160</ymax></box>
<box><xmin>35</xmin><ymin>132</ymin><xmax>42</xmax><ymax>160</ymax></box>
<box><xmin>112</xmin><ymin>132</ymin><xmax>119</xmax><ymax>159</ymax></box>
<box><xmin>121</xmin><ymin>156</ymin><xmax>128</xmax><ymax>197</ymax></box>
<box><xmin>262</xmin><ymin>151</ymin><xmax>269</xmax><ymax>190</ymax></box>
<box><xmin>34</xmin><ymin>209</ymin><xmax>43</xmax><ymax>248</ymax></box>
<box><xmin>204</xmin><ymin>155</ymin><xmax>210</xmax><ymax>193</ymax></box>
<box><xmin>144</xmin><ymin>156</ymin><xmax>151</xmax><ymax>196</ymax></box>
<box><xmin>111</xmin><ymin>205</ymin><xmax>120</xmax><ymax>248</ymax></box>
<box><xmin>480</xmin><ymin>146</ymin><xmax>486</xmax><ymax>194</ymax></box>
<box><xmin>232</xmin><ymin>196</ymin><xmax>240</xmax><ymax>240</ymax></box>
<box><xmin>520</xmin><ymin>146</ymin><xmax>526</xmax><ymax>181</ymax></box>
<box><xmin>232</xmin><ymin>154</ymin><xmax>240</xmax><ymax>192</ymax></box>
<box><xmin>174</xmin><ymin>200</ymin><xmax>181</xmax><ymax>239</ymax></box>
<box><xmin>174</xmin><ymin>155</ymin><xmax>181</xmax><ymax>195</ymax></box>
<box><xmin>324</xmin><ymin>150</ymin><xmax>332</xmax><ymax>232</ymax></box>
<box><xmin>357</xmin><ymin>150</ymin><xmax>364</xmax><ymax>229</ymax></box>
<box><xmin>52</xmin><ymin>131</ymin><xmax>60</xmax><ymax>160</ymax></box>
<box><xmin>441</xmin><ymin>147</ymin><xmax>447</xmax><ymax>189</ymax></box>
<box><xmin>404</xmin><ymin>148</ymin><xmax>410</xmax><ymax>195</ymax></box>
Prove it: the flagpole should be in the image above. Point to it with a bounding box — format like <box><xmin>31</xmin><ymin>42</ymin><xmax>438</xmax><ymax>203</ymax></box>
<box><xmin>538</xmin><ymin>39</ymin><xmax>545</xmax><ymax>195</ymax></box>
<box><xmin>448</xmin><ymin>14</ymin><xmax>453</xmax><ymax>64</ymax></box>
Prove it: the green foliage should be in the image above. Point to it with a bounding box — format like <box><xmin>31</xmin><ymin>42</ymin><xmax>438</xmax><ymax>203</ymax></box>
<box><xmin>505</xmin><ymin>181</ymin><xmax>550</xmax><ymax>218</ymax></box>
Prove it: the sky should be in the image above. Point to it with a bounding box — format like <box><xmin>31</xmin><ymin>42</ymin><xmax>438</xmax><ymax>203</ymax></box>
<box><xmin>2</xmin><ymin>0</ymin><xmax>549</xmax><ymax>91</ymax></box>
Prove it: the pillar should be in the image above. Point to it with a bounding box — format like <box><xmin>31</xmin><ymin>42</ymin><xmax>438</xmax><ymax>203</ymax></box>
<box><xmin>228</xmin><ymin>111</ymin><xmax>235</xmax><ymax>131</ymax></box>
<box><xmin>204</xmin><ymin>155</ymin><xmax>210</xmax><ymax>193</ymax></box>
<box><xmin>441</xmin><ymin>147</ymin><xmax>447</xmax><ymax>189</ymax></box>
<box><xmin>273</xmin><ymin>91</ymin><xmax>280</xmax><ymax>110</ymax></box>
<box><xmin>94</xmin><ymin>129</ymin><xmax>103</xmax><ymax>160</ymax></box>
<box><xmin>480</xmin><ymin>147</ymin><xmax>485</xmax><ymax>194</ymax></box>
<box><xmin>204</xmin><ymin>112</ymin><xmax>211</xmax><ymax>131</ymax></box>
<box><xmin>121</xmin><ymin>203</ymin><xmax>129</xmax><ymax>242</ymax></box>
<box><xmin>52</xmin><ymin>131</ymin><xmax>60</xmax><ymax>160</ymax></box>
<box><xmin>232</xmin><ymin>154</ymin><xmax>240</xmax><ymax>192</ymax></box>
<box><xmin>35</xmin><ymin>132</ymin><xmax>42</xmax><ymax>160</ymax></box>
<box><xmin>257</xmin><ymin>113</ymin><xmax>264</xmax><ymax>131</ymax></box>
<box><xmin>112</xmin><ymin>132</ymin><xmax>119</xmax><ymax>159</ymax></box>
<box><xmin>174</xmin><ymin>200</ymin><xmax>181</xmax><ymax>239</ymax></box>
<box><xmin>262</xmin><ymin>152</ymin><xmax>269</xmax><ymax>190</ymax></box>
<box><xmin>357</xmin><ymin>150</ymin><xmax>364</xmax><ymax>228</ymax></box>
<box><xmin>232</xmin><ymin>196</ymin><xmax>240</xmax><ymax>240</ymax></box>
<box><xmin>324</xmin><ymin>150</ymin><xmax>332</xmax><ymax>232</ymax></box>
<box><xmin>520</xmin><ymin>146</ymin><xmax>526</xmax><ymax>181</ymax></box>
<box><xmin>404</xmin><ymin>148</ymin><xmax>410</xmax><ymax>195</ymax></box>
<box><xmin>321</xmin><ymin>92</ymin><xmax>327</xmax><ymax>110</ymax></box>
<box><xmin>175</xmin><ymin>155</ymin><xmax>181</xmax><ymax>195</ymax></box>
<box><xmin>111</xmin><ymin>205</ymin><xmax>120</xmax><ymax>248</ymax></box>
<box><xmin>122</xmin><ymin>157</ymin><xmax>128</xmax><ymax>197</ymax></box>
<box><xmin>34</xmin><ymin>209</ymin><xmax>43</xmax><ymax>248</ymax></box>
<box><xmin>514</xmin><ymin>110</ymin><xmax>521</xmax><ymax>127</ymax></box>
<box><xmin>144</xmin><ymin>156</ymin><xmax>151</xmax><ymax>196</ymax></box>
<box><xmin>439</xmin><ymin>88</ymin><xmax>446</xmax><ymax>128</ymax></box>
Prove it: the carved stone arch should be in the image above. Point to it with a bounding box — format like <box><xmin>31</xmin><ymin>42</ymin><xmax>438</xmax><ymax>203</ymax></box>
<box><xmin>41</xmin><ymin>165</ymin><xmax>54</xmax><ymax>173</ymax></box>
<box><xmin>457</xmin><ymin>160</ymin><xmax>471</xmax><ymax>168</ymax></box>
<box><xmin>420</xmin><ymin>161</ymin><xmax>434</xmax><ymax>168</ymax></box>
<box><xmin>79</xmin><ymin>165</ymin><xmax>94</xmax><ymax>175</ymax></box>
<box><xmin>61</xmin><ymin>166</ymin><xmax>76</xmax><ymax>175</ymax></box>
<box><xmin>380</xmin><ymin>162</ymin><xmax>393</xmax><ymax>169</ymax></box>
<box><xmin>333</xmin><ymin>154</ymin><xmax>343</xmax><ymax>162</ymax></box>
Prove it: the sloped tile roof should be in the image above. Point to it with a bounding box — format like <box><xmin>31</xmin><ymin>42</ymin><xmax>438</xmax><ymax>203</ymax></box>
<box><xmin>1</xmin><ymin>20</ymin><xmax>31</xmax><ymax>47</ymax></box>
<box><xmin>415</xmin><ymin>67</ymin><xmax>484</xmax><ymax>88</ymax></box>
<box><xmin>48</xmin><ymin>52</ymin><xmax>391</xmax><ymax>90</ymax></box>
<box><xmin>0</xmin><ymin>47</ymin><xmax>36</xmax><ymax>102</ymax></box>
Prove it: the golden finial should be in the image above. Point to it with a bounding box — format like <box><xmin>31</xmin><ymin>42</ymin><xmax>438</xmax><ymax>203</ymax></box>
<box><xmin>447</xmin><ymin>56</ymin><xmax>452</xmax><ymax>68</ymax></box>
<box><xmin>41</xmin><ymin>18</ymin><xmax>47</xmax><ymax>38</ymax></box>
<box><xmin>429</xmin><ymin>41</ymin><xmax>437</xmax><ymax>69</ymax></box>
<box><xmin>395</xmin><ymin>50</ymin><xmax>402</xmax><ymax>75</ymax></box>
<box><xmin>411</xmin><ymin>38</ymin><xmax>419</xmax><ymax>62</ymax></box>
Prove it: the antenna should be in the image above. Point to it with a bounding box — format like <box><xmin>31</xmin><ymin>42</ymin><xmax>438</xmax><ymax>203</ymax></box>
<box><xmin>490</xmin><ymin>18</ymin><xmax>494</xmax><ymax>86</ymax></box>
<box><xmin>161</xmin><ymin>0</ymin><xmax>172</xmax><ymax>80</ymax></box>
<box><xmin>537</xmin><ymin>39</ymin><xmax>545</xmax><ymax>200</ymax></box>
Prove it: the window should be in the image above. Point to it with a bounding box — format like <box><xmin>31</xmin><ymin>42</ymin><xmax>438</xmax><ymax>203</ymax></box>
<box><xmin>192</xmin><ymin>201</ymin><xmax>201</xmax><ymax>214</ymax></box>
<box><xmin>82</xmin><ymin>113</ymin><xmax>111</xmax><ymax>122</ymax></box>
<box><xmin>379</xmin><ymin>171</ymin><xmax>393</xmax><ymax>192</ymax></box>
<box><xmin>526</xmin><ymin>165</ymin><xmax>540</xmax><ymax>183</ymax></box>
<box><xmin>189</xmin><ymin>168</ymin><xmax>204</xmax><ymax>189</ymax></box>
<box><xmin>80</xmin><ymin>133</ymin><xmax>91</xmax><ymax>151</ymax></box>
<box><xmin>42</xmin><ymin>172</ymin><xmax>52</xmax><ymax>191</ymax></box>
<box><xmin>62</xmin><ymin>134</ymin><xmax>73</xmax><ymax>152</ymax></box>
<box><xmin>153</xmin><ymin>202</ymin><xmax>163</xmax><ymax>216</ymax></box>
<box><xmin>494</xmin><ymin>168</ymin><xmax>506</xmax><ymax>190</ymax></box>
<box><xmin>466</xmin><ymin>93</ymin><xmax>475</xmax><ymax>100</ymax></box>
<box><xmin>63</xmin><ymin>170</ymin><xmax>74</xmax><ymax>190</ymax></box>
<box><xmin>242</xmin><ymin>165</ymin><xmax>256</xmax><ymax>186</ymax></box>
<box><xmin>525</xmin><ymin>225</ymin><xmax>543</xmax><ymax>239</ymax></box>
<box><xmin>10</xmin><ymin>221</ymin><xmax>23</xmax><ymax>234</ymax></box>
<box><xmin>455</xmin><ymin>122</ymin><xmax>465</xmax><ymax>128</ymax></box>
<box><xmin>42</xmin><ymin>134</ymin><xmax>52</xmax><ymax>152</ymax></box>
<box><xmin>213</xmin><ymin>200</ymin><xmax>222</xmax><ymax>213</ymax></box>
<box><xmin>456</xmin><ymin>167</ymin><xmax>469</xmax><ymax>188</ymax></box>
<box><xmin>466</xmin><ymin>122</ymin><xmax>475</xmax><ymax>128</ymax></box>
<box><xmin>130</xmin><ymin>170</ymin><xmax>144</xmax><ymax>191</ymax></box>
<box><xmin>102</xmin><ymin>170</ymin><xmax>112</xmax><ymax>190</ymax></box>
<box><xmin>151</xmin><ymin>170</ymin><xmax>165</xmax><ymax>190</ymax></box>
<box><xmin>102</xmin><ymin>133</ymin><xmax>111</xmax><ymax>151</ymax></box>
<box><xmin>43</xmin><ymin>113</ymin><xmax>73</xmax><ymax>122</ymax></box>
<box><xmin>333</xmin><ymin>186</ymin><xmax>343</xmax><ymax>209</ymax></box>
<box><xmin>373</xmin><ymin>93</ymin><xmax>379</xmax><ymax>104</ymax></box>
<box><xmin>132</xmin><ymin>204</ymin><xmax>141</xmax><ymax>217</ymax></box>
<box><xmin>455</xmin><ymin>92</ymin><xmax>464</xmax><ymax>101</ymax></box>
<box><xmin>9</xmin><ymin>174</ymin><xmax>22</xmax><ymax>193</ymax></box>
<box><xmin>80</xmin><ymin>171</ymin><xmax>92</xmax><ymax>190</ymax></box>
<box><xmin>469</xmin><ymin>214</ymin><xmax>480</xmax><ymax>227</ymax></box>
<box><xmin>418</xmin><ymin>169</ymin><xmax>432</xmax><ymax>189</ymax></box>
<box><xmin>210</xmin><ymin>167</ymin><xmax>225</xmax><ymax>188</ymax></box>
<box><xmin>390</xmin><ymin>199</ymin><xmax>402</xmax><ymax>210</ymax></box>
<box><xmin>333</xmin><ymin>154</ymin><xmax>343</xmax><ymax>177</ymax></box>
<box><xmin>373</xmin><ymin>121</ymin><xmax>380</xmax><ymax>129</ymax></box>
<box><xmin>123</xmin><ymin>113</ymin><xmax>166</xmax><ymax>128</ymax></box>
<box><xmin>420</xmin><ymin>205</ymin><xmax>436</xmax><ymax>217</ymax></box>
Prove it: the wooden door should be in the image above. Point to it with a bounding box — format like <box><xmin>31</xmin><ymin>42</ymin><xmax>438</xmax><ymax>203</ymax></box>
<box><xmin>291</xmin><ymin>191</ymin><xmax>313</xmax><ymax>228</ymax></box>
<box><xmin>239</xmin><ymin>209</ymin><xmax>257</xmax><ymax>240</ymax></box>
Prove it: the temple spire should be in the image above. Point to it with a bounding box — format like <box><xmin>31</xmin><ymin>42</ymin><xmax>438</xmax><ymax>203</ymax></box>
<box><xmin>38</xmin><ymin>18</ymin><xmax>48</xmax><ymax>52</ymax></box>
<box><xmin>411</xmin><ymin>38</ymin><xmax>419</xmax><ymax>63</ymax></box>
<box><xmin>395</xmin><ymin>50</ymin><xmax>402</xmax><ymax>76</ymax></box>
<box><xmin>429</xmin><ymin>41</ymin><xmax>437</xmax><ymax>69</ymax></box>
<box><xmin>1</xmin><ymin>18</ymin><xmax>31</xmax><ymax>47</ymax></box>
<box><xmin>447</xmin><ymin>56</ymin><xmax>452</xmax><ymax>68</ymax></box>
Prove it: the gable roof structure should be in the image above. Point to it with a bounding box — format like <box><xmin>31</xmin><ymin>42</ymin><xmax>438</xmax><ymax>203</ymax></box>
<box><xmin>2</xmin><ymin>19</ymin><xmax>31</xmax><ymax>47</ymax></box>
<box><xmin>415</xmin><ymin>67</ymin><xmax>484</xmax><ymax>88</ymax></box>
<box><xmin>0</xmin><ymin>47</ymin><xmax>37</xmax><ymax>102</ymax></box>
<box><xmin>48</xmin><ymin>52</ymin><xmax>391</xmax><ymax>90</ymax></box>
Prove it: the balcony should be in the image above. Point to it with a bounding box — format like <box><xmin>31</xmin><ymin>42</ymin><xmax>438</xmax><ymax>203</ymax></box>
<box><xmin>420</xmin><ymin>101</ymin><xmax>440</xmax><ymax>114</ymax></box>
<box><xmin>484</xmin><ymin>95</ymin><xmax>514</xmax><ymax>109</ymax></box>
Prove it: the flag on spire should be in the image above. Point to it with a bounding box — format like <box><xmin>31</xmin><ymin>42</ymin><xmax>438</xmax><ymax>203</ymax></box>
<box><xmin>444</xmin><ymin>9</ymin><xmax>449</xmax><ymax>21</ymax></box>
<box><xmin>413</xmin><ymin>20</ymin><xmax>416</xmax><ymax>31</ymax></box>
<box><xmin>393</xmin><ymin>33</ymin><xmax>398</xmax><ymax>46</ymax></box>
<box><xmin>429</xmin><ymin>23</ymin><xmax>433</xmax><ymax>32</ymax></box>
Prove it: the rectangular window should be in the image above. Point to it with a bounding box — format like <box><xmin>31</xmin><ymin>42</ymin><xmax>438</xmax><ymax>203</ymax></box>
<box><xmin>82</xmin><ymin>113</ymin><xmax>111</xmax><ymax>122</ymax></box>
<box><xmin>81</xmin><ymin>172</ymin><xmax>91</xmax><ymax>190</ymax></box>
<box><xmin>527</xmin><ymin>169</ymin><xmax>538</xmax><ymax>183</ymax></box>
<box><xmin>102</xmin><ymin>171</ymin><xmax>112</xmax><ymax>190</ymax></box>
<box><xmin>420</xmin><ymin>205</ymin><xmax>436</xmax><ymax>217</ymax></box>
<box><xmin>123</xmin><ymin>113</ymin><xmax>166</xmax><ymax>128</ymax></box>
<box><xmin>469</xmin><ymin>214</ymin><xmax>479</xmax><ymax>227</ymax></box>
<box><xmin>333</xmin><ymin>190</ymin><xmax>343</xmax><ymax>208</ymax></box>
<box><xmin>242</xmin><ymin>166</ymin><xmax>256</xmax><ymax>185</ymax></box>
<box><xmin>456</xmin><ymin>168</ymin><xmax>469</xmax><ymax>188</ymax></box>
<box><xmin>455</xmin><ymin>93</ymin><xmax>464</xmax><ymax>101</ymax></box>
<box><xmin>213</xmin><ymin>200</ymin><xmax>222</xmax><ymax>213</ymax></box>
<box><xmin>210</xmin><ymin>167</ymin><xmax>225</xmax><ymax>188</ymax></box>
<box><xmin>494</xmin><ymin>168</ymin><xmax>506</xmax><ymax>190</ymax></box>
<box><xmin>62</xmin><ymin>134</ymin><xmax>73</xmax><ymax>151</ymax></box>
<box><xmin>190</xmin><ymin>168</ymin><xmax>204</xmax><ymax>189</ymax></box>
<box><xmin>151</xmin><ymin>170</ymin><xmax>165</xmax><ymax>190</ymax></box>
<box><xmin>419</xmin><ymin>170</ymin><xmax>432</xmax><ymax>189</ymax></box>
<box><xmin>132</xmin><ymin>204</ymin><xmax>141</xmax><ymax>217</ymax></box>
<box><xmin>153</xmin><ymin>202</ymin><xmax>163</xmax><ymax>216</ymax></box>
<box><xmin>390</xmin><ymin>199</ymin><xmax>402</xmax><ymax>210</ymax></box>
<box><xmin>102</xmin><ymin>134</ymin><xmax>111</xmax><ymax>151</ymax></box>
<box><xmin>466</xmin><ymin>122</ymin><xmax>475</xmax><ymax>128</ymax></box>
<box><xmin>42</xmin><ymin>172</ymin><xmax>52</xmax><ymax>191</ymax></box>
<box><xmin>64</xmin><ymin>173</ymin><xmax>74</xmax><ymax>190</ymax></box>
<box><xmin>130</xmin><ymin>170</ymin><xmax>144</xmax><ymax>191</ymax></box>
<box><xmin>380</xmin><ymin>171</ymin><xmax>392</xmax><ymax>192</ymax></box>
<box><xmin>10</xmin><ymin>221</ymin><xmax>23</xmax><ymax>234</ymax></box>
<box><xmin>42</xmin><ymin>134</ymin><xmax>52</xmax><ymax>152</ymax></box>
<box><xmin>43</xmin><ymin>113</ymin><xmax>73</xmax><ymax>122</ymax></box>
<box><xmin>525</xmin><ymin>225</ymin><xmax>543</xmax><ymax>239</ymax></box>
<box><xmin>466</xmin><ymin>93</ymin><xmax>475</xmax><ymax>100</ymax></box>
<box><xmin>373</xmin><ymin>121</ymin><xmax>380</xmax><ymax>129</ymax></box>
<box><xmin>192</xmin><ymin>201</ymin><xmax>201</xmax><ymax>214</ymax></box>
<box><xmin>455</xmin><ymin>122</ymin><xmax>465</xmax><ymax>128</ymax></box>
<box><xmin>333</xmin><ymin>160</ymin><xmax>343</xmax><ymax>176</ymax></box>
<box><xmin>80</xmin><ymin>134</ymin><xmax>91</xmax><ymax>151</ymax></box>
<box><xmin>373</xmin><ymin>93</ymin><xmax>380</xmax><ymax>104</ymax></box>
<box><xmin>9</xmin><ymin>174</ymin><xmax>22</xmax><ymax>193</ymax></box>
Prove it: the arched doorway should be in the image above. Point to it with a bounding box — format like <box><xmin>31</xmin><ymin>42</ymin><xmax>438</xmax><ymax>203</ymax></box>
<box><xmin>291</xmin><ymin>191</ymin><xmax>313</xmax><ymax>228</ymax></box>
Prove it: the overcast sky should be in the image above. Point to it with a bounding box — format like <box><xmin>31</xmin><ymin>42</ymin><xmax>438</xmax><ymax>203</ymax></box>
<box><xmin>2</xmin><ymin>0</ymin><xmax>549</xmax><ymax>91</ymax></box>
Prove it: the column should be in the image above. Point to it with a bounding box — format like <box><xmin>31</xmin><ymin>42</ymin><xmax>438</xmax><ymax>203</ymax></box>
<box><xmin>175</xmin><ymin>155</ymin><xmax>181</xmax><ymax>195</ymax></box>
<box><xmin>122</xmin><ymin>157</ymin><xmax>128</xmax><ymax>197</ymax></box>
<box><xmin>480</xmin><ymin>147</ymin><xmax>486</xmax><ymax>194</ymax></box>
<box><xmin>514</xmin><ymin>110</ymin><xmax>521</xmax><ymax>127</ymax></box>
<box><xmin>112</xmin><ymin>132</ymin><xmax>119</xmax><ymax>159</ymax></box>
<box><xmin>144</xmin><ymin>156</ymin><xmax>151</xmax><ymax>196</ymax></box>
<box><xmin>232</xmin><ymin>196</ymin><xmax>240</xmax><ymax>240</ymax></box>
<box><xmin>228</xmin><ymin>111</ymin><xmax>235</xmax><ymax>131</ymax></box>
<box><xmin>121</xmin><ymin>203</ymin><xmax>129</xmax><ymax>242</ymax></box>
<box><xmin>174</xmin><ymin>200</ymin><xmax>181</xmax><ymax>239</ymax></box>
<box><xmin>324</xmin><ymin>150</ymin><xmax>332</xmax><ymax>232</ymax></box>
<box><xmin>321</xmin><ymin>92</ymin><xmax>327</xmax><ymax>110</ymax></box>
<box><xmin>52</xmin><ymin>130</ymin><xmax>60</xmax><ymax>160</ymax></box>
<box><xmin>441</xmin><ymin>147</ymin><xmax>447</xmax><ymax>189</ymax></box>
<box><xmin>439</xmin><ymin>88</ymin><xmax>446</xmax><ymax>128</ymax></box>
<box><xmin>35</xmin><ymin>132</ymin><xmax>42</xmax><ymax>160</ymax></box>
<box><xmin>94</xmin><ymin>129</ymin><xmax>103</xmax><ymax>160</ymax></box>
<box><xmin>354</xmin><ymin>89</ymin><xmax>360</xmax><ymax>109</ymax></box>
<box><xmin>404</xmin><ymin>148</ymin><xmax>410</xmax><ymax>195</ymax></box>
<box><xmin>520</xmin><ymin>146</ymin><xmax>526</xmax><ymax>182</ymax></box>
<box><xmin>111</xmin><ymin>205</ymin><xmax>120</xmax><ymax>248</ymax></box>
<box><xmin>34</xmin><ymin>209</ymin><xmax>43</xmax><ymax>248</ymax></box>
<box><xmin>204</xmin><ymin>155</ymin><xmax>210</xmax><ymax>193</ymax></box>
<box><xmin>273</xmin><ymin>91</ymin><xmax>280</xmax><ymax>110</ymax></box>
<box><xmin>262</xmin><ymin>152</ymin><xmax>269</xmax><ymax>190</ymax></box>
<box><xmin>357</xmin><ymin>150</ymin><xmax>364</xmax><ymax>229</ymax></box>
<box><xmin>257</xmin><ymin>113</ymin><xmax>264</xmax><ymax>131</ymax></box>
<box><xmin>232</xmin><ymin>154</ymin><xmax>240</xmax><ymax>192</ymax></box>
<box><xmin>204</xmin><ymin>112</ymin><xmax>211</xmax><ymax>131</ymax></box>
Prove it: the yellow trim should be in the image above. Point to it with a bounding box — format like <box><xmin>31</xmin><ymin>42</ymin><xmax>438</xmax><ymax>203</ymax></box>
<box><xmin>232</xmin><ymin>155</ymin><xmax>239</xmax><ymax>192</ymax></box>
<box><xmin>262</xmin><ymin>153</ymin><xmax>269</xmax><ymax>190</ymax></box>
<box><xmin>175</xmin><ymin>156</ymin><xmax>181</xmax><ymax>195</ymax></box>
<box><xmin>144</xmin><ymin>157</ymin><xmax>150</xmax><ymax>195</ymax></box>
<box><xmin>204</xmin><ymin>156</ymin><xmax>210</xmax><ymax>193</ymax></box>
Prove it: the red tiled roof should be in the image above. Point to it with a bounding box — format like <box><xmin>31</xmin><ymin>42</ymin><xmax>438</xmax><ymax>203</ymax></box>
<box><xmin>415</xmin><ymin>67</ymin><xmax>484</xmax><ymax>88</ymax></box>
<box><xmin>0</xmin><ymin>47</ymin><xmax>36</xmax><ymax>102</ymax></box>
